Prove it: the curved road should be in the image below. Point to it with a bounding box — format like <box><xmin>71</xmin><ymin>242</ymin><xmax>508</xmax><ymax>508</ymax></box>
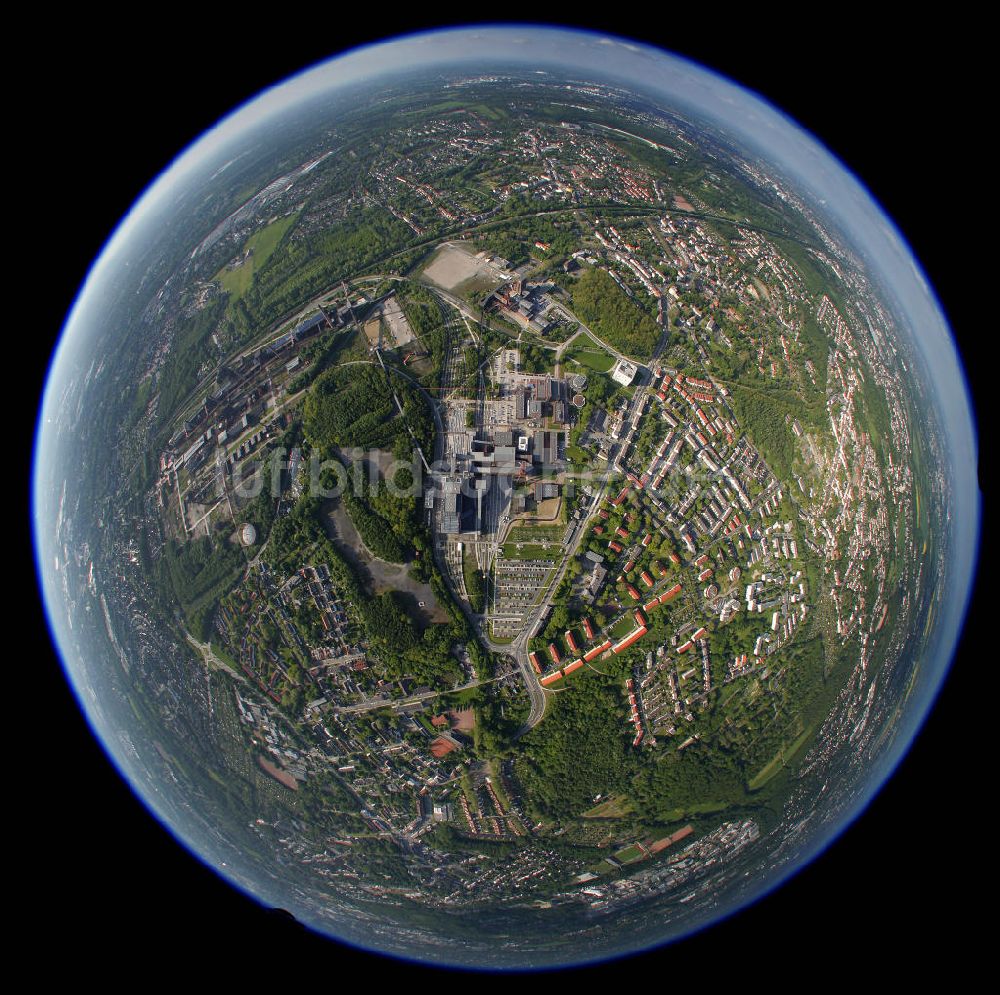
<box><xmin>299</xmin><ymin>265</ymin><xmax>669</xmax><ymax>736</ymax></box>
<box><xmin>417</xmin><ymin>282</ymin><xmax>669</xmax><ymax>735</ymax></box>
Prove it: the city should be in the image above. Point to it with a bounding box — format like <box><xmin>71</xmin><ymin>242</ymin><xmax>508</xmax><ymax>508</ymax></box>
<box><xmin>42</xmin><ymin>66</ymin><xmax>950</xmax><ymax>963</ymax></box>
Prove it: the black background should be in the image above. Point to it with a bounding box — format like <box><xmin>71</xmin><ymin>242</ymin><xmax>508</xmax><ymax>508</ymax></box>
<box><xmin>27</xmin><ymin>15</ymin><xmax>980</xmax><ymax>982</ymax></box>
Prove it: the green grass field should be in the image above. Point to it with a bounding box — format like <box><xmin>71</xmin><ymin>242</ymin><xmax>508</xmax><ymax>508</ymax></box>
<box><xmin>658</xmin><ymin>801</ymin><xmax>730</xmax><ymax>821</ymax></box>
<box><xmin>507</xmin><ymin>524</ymin><xmax>564</xmax><ymax>543</ymax></box>
<box><xmin>582</xmin><ymin>795</ymin><xmax>634</xmax><ymax>820</ymax></box>
<box><xmin>502</xmin><ymin>543</ymin><xmax>562</xmax><ymax>561</ymax></box>
<box><xmin>609</xmin><ymin>613</ymin><xmax>638</xmax><ymax>639</ymax></box>
<box><xmin>748</xmin><ymin>722</ymin><xmax>815</xmax><ymax>790</ymax></box>
<box><xmin>462</xmin><ymin>546</ymin><xmax>486</xmax><ymax>613</ymax></box>
<box><xmin>613</xmin><ymin>844</ymin><xmax>645</xmax><ymax>864</ymax></box>
<box><xmin>216</xmin><ymin>214</ymin><xmax>298</xmax><ymax>300</ymax></box>
<box><xmin>564</xmin><ymin>332</ymin><xmax>616</xmax><ymax>373</ymax></box>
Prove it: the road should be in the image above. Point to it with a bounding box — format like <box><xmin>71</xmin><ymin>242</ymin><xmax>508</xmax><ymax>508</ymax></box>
<box><xmin>337</xmin><ymin>356</ymin><xmax>446</xmax><ymax>455</ymax></box>
<box><xmin>334</xmin><ymin>676</ymin><xmax>498</xmax><ymax>715</ymax></box>
<box><xmin>509</xmin><ymin>381</ymin><xmax>653</xmax><ymax>730</ymax></box>
<box><xmin>160</xmin><ymin>185</ymin><xmax>800</xmax><ymax>747</ymax></box>
<box><xmin>413</xmin><ymin>281</ymin><xmax>674</xmax><ymax>735</ymax></box>
<box><xmin>166</xmin><ymin>188</ymin><xmax>819</xmax><ymax>440</ymax></box>
<box><xmin>184</xmin><ymin>631</ymin><xmax>245</xmax><ymax>683</ymax></box>
<box><xmin>290</xmin><ymin>265</ymin><xmax>670</xmax><ymax>736</ymax></box>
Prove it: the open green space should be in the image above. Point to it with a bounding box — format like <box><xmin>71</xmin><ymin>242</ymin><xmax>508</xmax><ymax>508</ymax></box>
<box><xmin>157</xmin><ymin>534</ymin><xmax>246</xmax><ymax>641</ymax></box>
<box><xmin>728</xmin><ymin>382</ymin><xmax>822</xmax><ymax>480</ymax></box>
<box><xmin>582</xmin><ymin>795</ymin><xmax>634</xmax><ymax>820</ymax></box>
<box><xmin>507</xmin><ymin>525</ymin><xmax>564</xmax><ymax>543</ymax></box>
<box><xmin>570</xmin><ymin>267</ymin><xmax>659</xmax><ymax>358</ymax></box>
<box><xmin>748</xmin><ymin>723</ymin><xmax>816</xmax><ymax>790</ymax></box>
<box><xmin>613</xmin><ymin>844</ymin><xmax>645</xmax><ymax>864</ymax></box>
<box><xmin>463</xmin><ymin>547</ymin><xmax>486</xmax><ymax>613</ymax></box>
<box><xmin>216</xmin><ymin>214</ymin><xmax>298</xmax><ymax>300</ymax></box>
<box><xmin>564</xmin><ymin>331</ymin><xmax>616</xmax><ymax>373</ymax></box>
<box><xmin>516</xmin><ymin>670</ymin><xmax>633</xmax><ymax>821</ymax></box>
<box><xmin>502</xmin><ymin>543</ymin><xmax>562</xmax><ymax>561</ymax></box>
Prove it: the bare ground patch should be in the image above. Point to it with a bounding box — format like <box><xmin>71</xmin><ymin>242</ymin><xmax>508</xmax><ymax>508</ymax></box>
<box><xmin>422</xmin><ymin>242</ymin><xmax>506</xmax><ymax>292</ymax></box>
<box><xmin>321</xmin><ymin>495</ymin><xmax>449</xmax><ymax>625</ymax></box>
<box><xmin>258</xmin><ymin>754</ymin><xmax>298</xmax><ymax>790</ymax></box>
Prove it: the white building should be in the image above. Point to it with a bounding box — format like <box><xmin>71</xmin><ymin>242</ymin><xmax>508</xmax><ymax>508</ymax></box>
<box><xmin>611</xmin><ymin>358</ymin><xmax>639</xmax><ymax>386</ymax></box>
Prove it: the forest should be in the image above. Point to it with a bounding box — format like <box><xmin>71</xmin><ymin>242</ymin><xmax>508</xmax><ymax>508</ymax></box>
<box><xmin>229</xmin><ymin>205</ymin><xmax>415</xmax><ymax>343</ymax></box>
<box><xmin>396</xmin><ymin>282</ymin><xmax>447</xmax><ymax>389</ymax></box>
<box><xmin>571</xmin><ymin>267</ymin><xmax>659</xmax><ymax>358</ymax></box>
<box><xmin>516</xmin><ymin>671</ymin><xmax>632</xmax><ymax>820</ymax></box>
<box><xmin>341</xmin><ymin>487</ymin><xmax>408</xmax><ymax>563</ymax></box>
<box><xmin>157</xmin><ymin>534</ymin><xmax>246</xmax><ymax>641</ymax></box>
<box><xmin>728</xmin><ymin>383</ymin><xmax>812</xmax><ymax>480</ymax></box>
<box><xmin>463</xmin><ymin>555</ymin><xmax>486</xmax><ymax>614</ymax></box>
<box><xmin>303</xmin><ymin>362</ymin><xmax>433</xmax><ymax>457</ymax></box>
<box><xmin>155</xmin><ymin>297</ymin><xmax>227</xmax><ymax>429</ymax></box>
<box><xmin>265</xmin><ymin>498</ymin><xmax>464</xmax><ymax>689</ymax></box>
<box><xmin>474</xmin><ymin>196</ymin><xmax>579</xmax><ymax>268</ymax></box>
<box><xmin>303</xmin><ymin>364</ymin><xmax>397</xmax><ymax>450</ymax></box>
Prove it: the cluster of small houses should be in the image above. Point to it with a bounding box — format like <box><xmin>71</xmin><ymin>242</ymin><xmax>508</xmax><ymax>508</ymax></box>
<box><xmin>597</xmin><ymin>369</ymin><xmax>756</xmax><ymax>556</ymax></box>
<box><xmin>626</xmin><ymin>677</ymin><xmax>644</xmax><ymax>747</ymax></box>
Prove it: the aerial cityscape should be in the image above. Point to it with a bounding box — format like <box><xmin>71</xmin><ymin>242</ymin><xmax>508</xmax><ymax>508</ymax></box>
<box><xmin>33</xmin><ymin>27</ymin><xmax>978</xmax><ymax>969</ymax></box>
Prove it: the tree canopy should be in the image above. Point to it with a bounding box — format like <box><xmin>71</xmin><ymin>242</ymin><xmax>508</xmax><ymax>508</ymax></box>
<box><xmin>571</xmin><ymin>267</ymin><xmax>659</xmax><ymax>358</ymax></box>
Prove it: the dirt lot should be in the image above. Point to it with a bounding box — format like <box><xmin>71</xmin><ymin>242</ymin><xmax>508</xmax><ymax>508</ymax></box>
<box><xmin>258</xmin><ymin>754</ymin><xmax>298</xmax><ymax>790</ymax></box>
<box><xmin>512</xmin><ymin>496</ymin><xmax>563</xmax><ymax>525</ymax></box>
<box><xmin>381</xmin><ymin>295</ymin><xmax>415</xmax><ymax>347</ymax></box>
<box><xmin>449</xmin><ymin>707</ymin><xmax>475</xmax><ymax>732</ymax></box>
<box><xmin>322</xmin><ymin>495</ymin><xmax>448</xmax><ymax>625</ymax></box>
<box><xmin>422</xmin><ymin>242</ymin><xmax>506</xmax><ymax>293</ymax></box>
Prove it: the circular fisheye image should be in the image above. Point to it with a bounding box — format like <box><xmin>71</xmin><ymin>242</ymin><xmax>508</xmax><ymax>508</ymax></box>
<box><xmin>33</xmin><ymin>24</ymin><xmax>978</xmax><ymax>970</ymax></box>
